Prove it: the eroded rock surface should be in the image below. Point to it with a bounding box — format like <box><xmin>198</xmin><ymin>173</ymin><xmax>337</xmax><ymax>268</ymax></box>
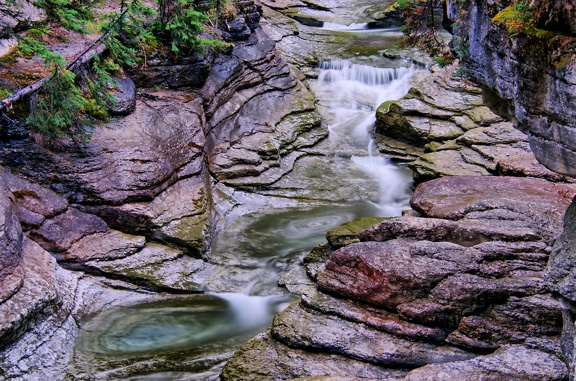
<box><xmin>223</xmin><ymin>175</ymin><xmax>575</xmax><ymax>379</ymax></box>
<box><xmin>446</xmin><ymin>0</ymin><xmax>576</xmax><ymax>178</ymax></box>
<box><xmin>0</xmin><ymin>2</ymin><xmax>328</xmax><ymax>376</ymax></box>
<box><xmin>375</xmin><ymin>64</ymin><xmax>572</xmax><ymax>184</ymax></box>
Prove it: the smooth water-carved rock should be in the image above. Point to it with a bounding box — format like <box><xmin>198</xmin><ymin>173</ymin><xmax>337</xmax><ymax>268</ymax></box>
<box><xmin>203</xmin><ymin>29</ymin><xmax>324</xmax><ymax>185</ymax></box>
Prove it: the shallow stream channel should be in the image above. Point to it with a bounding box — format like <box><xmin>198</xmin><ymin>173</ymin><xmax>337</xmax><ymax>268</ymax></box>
<box><xmin>74</xmin><ymin>19</ymin><xmax>421</xmax><ymax>381</ymax></box>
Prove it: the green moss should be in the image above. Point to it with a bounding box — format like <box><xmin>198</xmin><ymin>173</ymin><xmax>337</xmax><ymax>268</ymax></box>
<box><xmin>0</xmin><ymin>88</ymin><xmax>12</xmax><ymax>98</ymax></box>
<box><xmin>326</xmin><ymin>217</ymin><xmax>387</xmax><ymax>249</ymax></box>
<box><xmin>376</xmin><ymin>100</ymin><xmax>396</xmax><ymax>116</ymax></box>
<box><xmin>493</xmin><ymin>4</ymin><xmax>569</xmax><ymax>44</ymax></box>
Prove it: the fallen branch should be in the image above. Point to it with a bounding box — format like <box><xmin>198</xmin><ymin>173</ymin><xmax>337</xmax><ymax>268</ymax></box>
<box><xmin>0</xmin><ymin>8</ymin><xmax>129</xmax><ymax>113</ymax></box>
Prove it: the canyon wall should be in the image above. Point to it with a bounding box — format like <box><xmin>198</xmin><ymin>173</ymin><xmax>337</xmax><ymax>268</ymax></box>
<box><xmin>446</xmin><ymin>0</ymin><xmax>576</xmax><ymax>378</ymax></box>
<box><xmin>446</xmin><ymin>0</ymin><xmax>576</xmax><ymax>176</ymax></box>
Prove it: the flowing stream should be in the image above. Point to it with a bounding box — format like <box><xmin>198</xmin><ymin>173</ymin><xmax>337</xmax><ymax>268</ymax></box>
<box><xmin>75</xmin><ymin>26</ymin><xmax>419</xmax><ymax>380</ymax></box>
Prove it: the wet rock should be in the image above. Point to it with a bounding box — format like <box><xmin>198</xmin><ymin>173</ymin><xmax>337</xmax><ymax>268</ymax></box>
<box><xmin>83</xmin><ymin>176</ymin><xmax>210</xmax><ymax>256</ymax></box>
<box><xmin>272</xmin><ymin>302</ymin><xmax>475</xmax><ymax>368</ymax></box>
<box><xmin>403</xmin><ymin>345</ymin><xmax>568</xmax><ymax>381</ymax></box>
<box><xmin>365</xmin><ymin>2</ymin><xmax>404</xmax><ymax>28</ymax></box>
<box><xmin>446</xmin><ymin>294</ymin><xmax>563</xmax><ymax>350</ymax></box>
<box><xmin>3</xmin><ymin>171</ymin><xmax>68</xmax><ymax>230</ymax></box>
<box><xmin>108</xmin><ymin>77</ymin><xmax>136</xmax><ymax>116</ymax></box>
<box><xmin>546</xmin><ymin>199</ymin><xmax>576</xmax><ymax>379</ymax></box>
<box><xmin>82</xmin><ymin>242</ymin><xmax>206</xmax><ymax>291</ymax></box>
<box><xmin>222</xmin><ymin>17</ymin><xmax>253</xmax><ymax>42</ymax></box>
<box><xmin>60</xmin><ymin>229</ymin><xmax>145</xmax><ymax>263</ymax></box>
<box><xmin>359</xmin><ymin>215</ymin><xmax>543</xmax><ymax>247</ymax></box>
<box><xmin>221</xmin><ymin>329</ymin><xmax>408</xmax><ymax>381</ymax></box>
<box><xmin>128</xmin><ymin>54</ymin><xmax>210</xmax><ymax>89</ymax></box>
<box><xmin>233</xmin><ymin>173</ymin><xmax>573</xmax><ymax>379</ymax></box>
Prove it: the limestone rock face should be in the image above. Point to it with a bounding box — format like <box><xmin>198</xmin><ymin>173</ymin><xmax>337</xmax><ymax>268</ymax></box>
<box><xmin>375</xmin><ymin>64</ymin><xmax>572</xmax><ymax>184</ymax></box>
<box><xmin>202</xmin><ymin>28</ymin><xmax>324</xmax><ymax>185</ymax></box>
<box><xmin>446</xmin><ymin>0</ymin><xmax>576</xmax><ymax>177</ymax></box>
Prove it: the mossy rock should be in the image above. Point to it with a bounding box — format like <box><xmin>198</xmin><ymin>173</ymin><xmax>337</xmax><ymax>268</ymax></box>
<box><xmin>303</xmin><ymin>242</ymin><xmax>331</xmax><ymax>280</ymax></box>
<box><xmin>326</xmin><ymin>217</ymin><xmax>387</xmax><ymax>249</ymax></box>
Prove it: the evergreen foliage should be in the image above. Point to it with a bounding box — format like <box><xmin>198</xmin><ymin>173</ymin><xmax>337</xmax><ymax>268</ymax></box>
<box><xmin>0</xmin><ymin>0</ymin><xmax>230</xmax><ymax>142</ymax></box>
<box><xmin>17</xmin><ymin>37</ymin><xmax>115</xmax><ymax>142</ymax></box>
<box><xmin>397</xmin><ymin>0</ymin><xmax>451</xmax><ymax>59</ymax></box>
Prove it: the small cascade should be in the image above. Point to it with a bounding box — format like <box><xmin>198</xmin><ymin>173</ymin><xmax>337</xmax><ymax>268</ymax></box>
<box><xmin>314</xmin><ymin>60</ymin><xmax>417</xmax><ymax>215</ymax></box>
<box><xmin>351</xmin><ymin>142</ymin><xmax>412</xmax><ymax>216</ymax></box>
<box><xmin>315</xmin><ymin>59</ymin><xmax>418</xmax><ymax>150</ymax></box>
<box><xmin>322</xmin><ymin>22</ymin><xmax>368</xmax><ymax>30</ymax></box>
<box><xmin>210</xmin><ymin>292</ymin><xmax>292</xmax><ymax>332</ymax></box>
<box><xmin>318</xmin><ymin>60</ymin><xmax>415</xmax><ymax>87</ymax></box>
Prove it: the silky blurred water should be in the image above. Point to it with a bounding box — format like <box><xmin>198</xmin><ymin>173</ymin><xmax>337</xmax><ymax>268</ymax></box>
<box><xmin>75</xmin><ymin>26</ymin><xmax>418</xmax><ymax>381</ymax></box>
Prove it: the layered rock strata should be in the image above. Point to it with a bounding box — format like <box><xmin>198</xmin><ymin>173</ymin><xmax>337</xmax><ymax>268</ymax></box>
<box><xmin>0</xmin><ymin>2</ymin><xmax>325</xmax><ymax>378</ymax></box>
<box><xmin>445</xmin><ymin>0</ymin><xmax>576</xmax><ymax>177</ymax></box>
<box><xmin>442</xmin><ymin>2</ymin><xmax>576</xmax><ymax>379</ymax></box>
<box><xmin>375</xmin><ymin>64</ymin><xmax>572</xmax><ymax>184</ymax></box>
<box><xmin>223</xmin><ymin>175</ymin><xmax>575</xmax><ymax>380</ymax></box>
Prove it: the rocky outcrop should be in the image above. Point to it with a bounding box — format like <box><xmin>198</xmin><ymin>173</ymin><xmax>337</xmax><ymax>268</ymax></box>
<box><xmin>375</xmin><ymin>64</ymin><xmax>572</xmax><ymax>184</ymax></box>
<box><xmin>222</xmin><ymin>175</ymin><xmax>575</xmax><ymax>380</ymax></box>
<box><xmin>445</xmin><ymin>0</ymin><xmax>576</xmax><ymax>177</ymax></box>
<box><xmin>0</xmin><ymin>2</ymin><xmax>327</xmax><ymax>376</ymax></box>
<box><xmin>441</xmin><ymin>2</ymin><xmax>576</xmax><ymax>379</ymax></box>
<box><xmin>202</xmin><ymin>28</ymin><xmax>324</xmax><ymax>185</ymax></box>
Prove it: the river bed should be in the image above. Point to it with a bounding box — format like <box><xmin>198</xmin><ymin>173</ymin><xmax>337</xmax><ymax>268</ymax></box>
<box><xmin>73</xmin><ymin>16</ymin><xmax>419</xmax><ymax>381</ymax></box>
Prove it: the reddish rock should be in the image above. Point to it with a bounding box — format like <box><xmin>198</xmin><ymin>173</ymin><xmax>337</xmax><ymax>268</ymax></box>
<box><xmin>3</xmin><ymin>172</ymin><xmax>68</xmax><ymax>219</ymax></box>
<box><xmin>410</xmin><ymin>176</ymin><xmax>576</xmax><ymax>234</ymax></box>
<box><xmin>317</xmin><ymin>239</ymin><xmax>480</xmax><ymax>310</ymax></box>
<box><xmin>30</xmin><ymin>208</ymin><xmax>107</xmax><ymax>252</ymax></box>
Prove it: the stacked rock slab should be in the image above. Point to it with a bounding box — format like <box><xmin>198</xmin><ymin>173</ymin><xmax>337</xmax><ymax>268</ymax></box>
<box><xmin>223</xmin><ymin>175</ymin><xmax>575</xmax><ymax>380</ymax></box>
<box><xmin>443</xmin><ymin>1</ymin><xmax>576</xmax><ymax>379</ymax></box>
<box><xmin>375</xmin><ymin>64</ymin><xmax>572</xmax><ymax>184</ymax></box>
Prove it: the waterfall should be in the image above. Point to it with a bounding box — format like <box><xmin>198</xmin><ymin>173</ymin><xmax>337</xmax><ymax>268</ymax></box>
<box><xmin>209</xmin><ymin>292</ymin><xmax>292</xmax><ymax>332</ymax></box>
<box><xmin>322</xmin><ymin>22</ymin><xmax>368</xmax><ymax>30</ymax></box>
<box><xmin>315</xmin><ymin>59</ymin><xmax>416</xmax><ymax>215</ymax></box>
<box><xmin>351</xmin><ymin>144</ymin><xmax>411</xmax><ymax>215</ymax></box>
<box><xmin>318</xmin><ymin>60</ymin><xmax>416</xmax><ymax>87</ymax></box>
